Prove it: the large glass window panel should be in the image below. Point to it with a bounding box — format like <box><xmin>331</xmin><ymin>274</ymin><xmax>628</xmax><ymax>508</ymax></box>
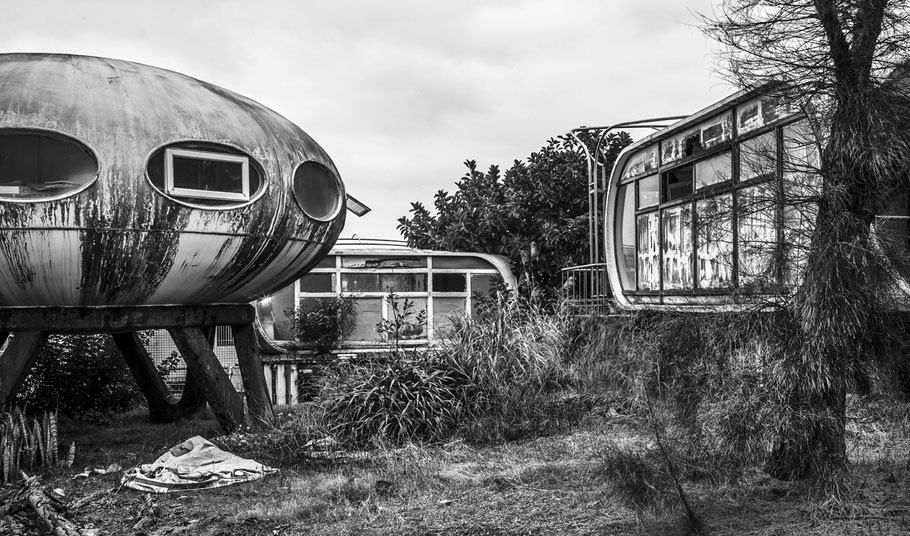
<box><xmin>341</xmin><ymin>256</ymin><xmax>426</xmax><ymax>268</ymax></box>
<box><xmin>341</xmin><ymin>273</ymin><xmax>380</xmax><ymax>292</ymax></box>
<box><xmin>390</xmin><ymin>297</ymin><xmax>427</xmax><ymax>340</ymax></box>
<box><xmin>637</xmin><ymin>212</ymin><xmax>660</xmax><ymax>291</ymax></box>
<box><xmin>270</xmin><ymin>284</ymin><xmax>297</xmax><ymax>340</ymax></box>
<box><xmin>739</xmin><ymin>132</ymin><xmax>776</xmax><ymax>182</ymax></box>
<box><xmin>783</xmin><ymin>122</ymin><xmax>820</xmax><ymax>176</ymax></box>
<box><xmin>615</xmin><ymin>184</ymin><xmax>636</xmax><ymax>290</ymax></box>
<box><xmin>695</xmin><ymin>151</ymin><xmax>732</xmax><ymax>190</ymax></box>
<box><xmin>432</xmin><ymin>297</ymin><xmax>466</xmax><ymax>337</ymax></box>
<box><xmin>782</xmin><ymin>173</ymin><xmax>820</xmax><ymax>287</ymax></box>
<box><xmin>662</xmin><ymin>165</ymin><xmax>693</xmax><ymax>202</ymax></box>
<box><xmin>299</xmin><ymin>273</ymin><xmax>334</xmax><ymax>293</ymax></box>
<box><xmin>637</xmin><ymin>175</ymin><xmax>659</xmax><ymax>208</ymax></box>
<box><xmin>0</xmin><ymin>133</ymin><xmax>98</xmax><ymax>199</ymax></box>
<box><xmin>662</xmin><ymin>205</ymin><xmax>693</xmax><ymax>290</ymax></box>
<box><xmin>380</xmin><ymin>273</ymin><xmax>427</xmax><ymax>293</ymax></box>
<box><xmin>347</xmin><ymin>298</ymin><xmax>383</xmax><ymax>341</ymax></box>
<box><xmin>432</xmin><ymin>273</ymin><xmax>466</xmax><ymax>293</ymax></box>
<box><xmin>433</xmin><ymin>256</ymin><xmax>492</xmax><ymax>269</ymax></box>
<box><xmin>696</xmin><ymin>194</ymin><xmax>734</xmax><ymax>288</ymax></box>
<box><xmin>470</xmin><ymin>273</ymin><xmax>502</xmax><ymax>296</ymax></box>
<box><xmin>738</xmin><ymin>183</ymin><xmax>779</xmax><ymax>288</ymax></box>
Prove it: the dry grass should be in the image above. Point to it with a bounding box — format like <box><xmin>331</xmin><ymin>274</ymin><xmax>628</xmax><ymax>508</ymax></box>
<box><xmin>1</xmin><ymin>397</ymin><xmax>909</xmax><ymax>535</ymax></box>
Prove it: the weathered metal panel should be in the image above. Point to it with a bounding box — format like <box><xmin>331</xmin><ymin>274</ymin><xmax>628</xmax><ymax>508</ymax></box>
<box><xmin>0</xmin><ymin>54</ymin><xmax>345</xmax><ymax>306</ymax></box>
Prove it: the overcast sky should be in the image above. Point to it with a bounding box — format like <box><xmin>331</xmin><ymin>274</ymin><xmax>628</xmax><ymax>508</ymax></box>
<box><xmin>3</xmin><ymin>0</ymin><xmax>735</xmax><ymax>239</ymax></box>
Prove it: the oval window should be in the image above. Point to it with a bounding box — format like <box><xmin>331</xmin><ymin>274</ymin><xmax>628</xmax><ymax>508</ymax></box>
<box><xmin>0</xmin><ymin>132</ymin><xmax>98</xmax><ymax>201</ymax></box>
<box><xmin>293</xmin><ymin>161</ymin><xmax>342</xmax><ymax>221</ymax></box>
<box><xmin>147</xmin><ymin>143</ymin><xmax>263</xmax><ymax>207</ymax></box>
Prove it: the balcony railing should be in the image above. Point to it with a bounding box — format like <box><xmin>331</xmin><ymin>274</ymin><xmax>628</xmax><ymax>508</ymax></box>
<box><xmin>559</xmin><ymin>263</ymin><xmax>614</xmax><ymax>315</ymax></box>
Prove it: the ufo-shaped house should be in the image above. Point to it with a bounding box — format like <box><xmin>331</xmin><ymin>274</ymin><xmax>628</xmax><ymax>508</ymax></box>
<box><xmin>0</xmin><ymin>53</ymin><xmax>347</xmax><ymax>429</ymax></box>
<box><xmin>0</xmin><ymin>53</ymin><xmax>345</xmax><ymax>307</ymax></box>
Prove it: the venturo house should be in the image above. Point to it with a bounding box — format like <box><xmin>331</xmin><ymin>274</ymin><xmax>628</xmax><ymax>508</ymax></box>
<box><xmin>0</xmin><ymin>53</ymin><xmax>347</xmax><ymax>430</ymax></box>
<box><xmin>567</xmin><ymin>86</ymin><xmax>910</xmax><ymax>311</ymax></box>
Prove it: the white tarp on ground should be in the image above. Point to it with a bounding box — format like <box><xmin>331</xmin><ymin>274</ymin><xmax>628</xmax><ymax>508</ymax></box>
<box><xmin>121</xmin><ymin>436</ymin><xmax>276</xmax><ymax>493</ymax></box>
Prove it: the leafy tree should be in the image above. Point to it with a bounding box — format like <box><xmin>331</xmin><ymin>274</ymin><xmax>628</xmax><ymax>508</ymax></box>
<box><xmin>702</xmin><ymin>0</ymin><xmax>910</xmax><ymax>479</ymax></box>
<box><xmin>398</xmin><ymin>132</ymin><xmax>631</xmax><ymax>301</ymax></box>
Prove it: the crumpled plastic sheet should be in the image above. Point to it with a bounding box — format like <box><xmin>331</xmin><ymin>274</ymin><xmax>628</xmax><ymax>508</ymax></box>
<box><xmin>121</xmin><ymin>436</ymin><xmax>276</xmax><ymax>493</ymax></box>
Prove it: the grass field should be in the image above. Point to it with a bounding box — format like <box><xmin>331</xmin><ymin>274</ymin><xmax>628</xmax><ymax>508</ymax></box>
<box><xmin>2</xmin><ymin>396</ymin><xmax>909</xmax><ymax>535</ymax></box>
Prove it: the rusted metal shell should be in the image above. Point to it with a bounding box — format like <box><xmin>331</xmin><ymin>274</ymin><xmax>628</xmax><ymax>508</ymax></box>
<box><xmin>0</xmin><ymin>53</ymin><xmax>345</xmax><ymax>306</ymax></box>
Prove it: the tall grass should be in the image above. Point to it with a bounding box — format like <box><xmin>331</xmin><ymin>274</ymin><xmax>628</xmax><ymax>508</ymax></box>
<box><xmin>319</xmin><ymin>296</ymin><xmax>577</xmax><ymax>447</ymax></box>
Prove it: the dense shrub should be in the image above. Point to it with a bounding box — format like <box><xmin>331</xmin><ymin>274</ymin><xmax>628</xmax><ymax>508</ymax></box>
<box><xmin>320</xmin><ymin>296</ymin><xmax>578</xmax><ymax>447</ymax></box>
<box><xmin>16</xmin><ymin>334</ymin><xmax>142</xmax><ymax>420</ymax></box>
<box><xmin>319</xmin><ymin>353</ymin><xmax>470</xmax><ymax>447</ymax></box>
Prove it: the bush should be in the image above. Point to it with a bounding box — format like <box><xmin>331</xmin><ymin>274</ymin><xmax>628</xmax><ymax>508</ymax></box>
<box><xmin>289</xmin><ymin>296</ymin><xmax>357</xmax><ymax>351</ymax></box>
<box><xmin>320</xmin><ymin>295</ymin><xmax>580</xmax><ymax>448</ymax></box>
<box><xmin>16</xmin><ymin>334</ymin><xmax>142</xmax><ymax>420</ymax></box>
<box><xmin>319</xmin><ymin>353</ymin><xmax>469</xmax><ymax>447</ymax></box>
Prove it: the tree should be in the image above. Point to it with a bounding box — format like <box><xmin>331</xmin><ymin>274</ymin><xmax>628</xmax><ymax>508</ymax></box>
<box><xmin>398</xmin><ymin>132</ymin><xmax>631</xmax><ymax>301</ymax></box>
<box><xmin>702</xmin><ymin>1</ymin><xmax>910</xmax><ymax>479</ymax></box>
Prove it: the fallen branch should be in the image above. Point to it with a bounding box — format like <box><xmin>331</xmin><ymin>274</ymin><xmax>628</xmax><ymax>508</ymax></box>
<box><xmin>0</xmin><ymin>471</ymin><xmax>88</xmax><ymax>536</ymax></box>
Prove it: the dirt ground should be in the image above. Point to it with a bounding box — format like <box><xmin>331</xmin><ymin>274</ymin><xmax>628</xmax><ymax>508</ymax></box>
<box><xmin>2</xmin><ymin>399</ymin><xmax>910</xmax><ymax>535</ymax></box>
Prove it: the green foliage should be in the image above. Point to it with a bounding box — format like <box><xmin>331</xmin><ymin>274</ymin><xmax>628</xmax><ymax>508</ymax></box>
<box><xmin>16</xmin><ymin>334</ymin><xmax>142</xmax><ymax>420</ymax></box>
<box><xmin>398</xmin><ymin>132</ymin><xmax>632</xmax><ymax>301</ymax></box>
<box><xmin>289</xmin><ymin>296</ymin><xmax>357</xmax><ymax>351</ymax></box>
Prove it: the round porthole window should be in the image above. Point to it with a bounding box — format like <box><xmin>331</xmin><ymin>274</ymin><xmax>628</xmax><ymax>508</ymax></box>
<box><xmin>0</xmin><ymin>131</ymin><xmax>98</xmax><ymax>201</ymax></box>
<box><xmin>293</xmin><ymin>161</ymin><xmax>342</xmax><ymax>221</ymax></box>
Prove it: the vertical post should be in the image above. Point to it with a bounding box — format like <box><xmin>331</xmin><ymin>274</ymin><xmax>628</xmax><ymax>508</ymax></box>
<box><xmin>0</xmin><ymin>332</ymin><xmax>47</xmax><ymax>408</ymax></box>
<box><xmin>232</xmin><ymin>323</ymin><xmax>276</xmax><ymax>428</ymax></box>
<box><xmin>169</xmin><ymin>327</ymin><xmax>246</xmax><ymax>432</ymax></box>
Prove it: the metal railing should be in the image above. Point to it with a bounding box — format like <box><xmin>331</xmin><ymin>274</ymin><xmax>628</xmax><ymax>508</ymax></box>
<box><xmin>559</xmin><ymin>263</ymin><xmax>614</xmax><ymax>315</ymax></box>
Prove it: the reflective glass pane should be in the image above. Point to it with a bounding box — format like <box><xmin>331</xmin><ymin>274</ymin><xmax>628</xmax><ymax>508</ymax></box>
<box><xmin>270</xmin><ymin>284</ymin><xmax>297</xmax><ymax>340</ymax></box>
<box><xmin>390</xmin><ymin>297</ymin><xmax>427</xmax><ymax>340</ymax></box>
<box><xmin>615</xmin><ymin>184</ymin><xmax>636</xmax><ymax>290</ymax></box>
<box><xmin>637</xmin><ymin>175</ymin><xmax>659</xmax><ymax>209</ymax></box>
<box><xmin>173</xmin><ymin>156</ymin><xmax>244</xmax><ymax>194</ymax></box>
<box><xmin>347</xmin><ymin>298</ymin><xmax>383</xmax><ymax>341</ymax></box>
<box><xmin>341</xmin><ymin>273</ymin><xmax>381</xmax><ymax>292</ymax></box>
<box><xmin>739</xmin><ymin>132</ymin><xmax>776</xmax><ymax>182</ymax></box>
<box><xmin>662</xmin><ymin>205</ymin><xmax>693</xmax><ymax>290</ymax></box>
<box><xmin>432</xmin><ymin>297</ymin><xmax>465</xmax><ymax>337</ymax></box>
<box><xmin>316</xmin><ymin>256</ymin><xmax>336</xmax><ymax>269</ymax></box>
<box><xmin>380</xmin><ymin>273</ymin><xmax>427</xmax><ymax>293</ymax></box>
<box><xmin>695</xmin><ymin>151</ymin><xmax>732</xmax><ymax>189</ymax></box>
<box><xmin>293</xmin><ymin>161</ymin><xmax>342</xmax><ymax>220</ymax></box>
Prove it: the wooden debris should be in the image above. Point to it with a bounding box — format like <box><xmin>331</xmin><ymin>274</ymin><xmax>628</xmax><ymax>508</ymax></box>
<box><xmin>0</xmin><ymin>471</ymin><xmax>89</xmax><ymax>536</ymax></box>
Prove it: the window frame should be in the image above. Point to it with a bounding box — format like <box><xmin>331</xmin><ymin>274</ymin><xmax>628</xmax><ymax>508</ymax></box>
<box><xmin>164</xmin><ymin>147</ymin><xmax>251</xmax><ymax>202</ymax></box>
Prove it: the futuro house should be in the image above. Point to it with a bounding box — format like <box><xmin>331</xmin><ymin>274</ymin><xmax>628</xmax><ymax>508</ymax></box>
<box><xmin>604</xmin><ymin>87</ymin><xmax>889</xmax><ymax>311</ymax></box>
<box><xmin>0</xmin><ymin>53</ymin><xmax>346</xmax><ymax>307</ymax></box>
